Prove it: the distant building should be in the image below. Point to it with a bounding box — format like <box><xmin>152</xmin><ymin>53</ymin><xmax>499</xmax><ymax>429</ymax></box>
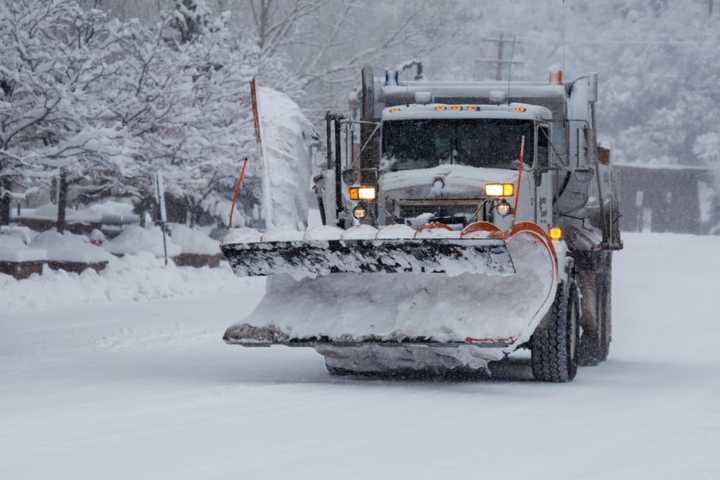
<box><xmin>615</xmin><ymin>164</ymin><xmax>714</xmax><ymax>234</ymax></box>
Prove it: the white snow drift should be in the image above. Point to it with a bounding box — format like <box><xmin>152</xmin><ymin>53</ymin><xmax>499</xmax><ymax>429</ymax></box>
<box><xmin>30</xmin><ymin>231</ymin><xmax>112</xmax><ymax>263</ymax></box>
<box><xmin>0</xmin><ymin>235</ymin><xmax>45</xmax><ymax>262</ymax></box>
<box><xmin>105</xmin><ymin>225</ymin><xmax>182</xmax><ymax>257</ymax></box>
<box><xmin>0</xmin><ymin>253</ymin><xmax>260</xmax><ymax>313</ymax></box>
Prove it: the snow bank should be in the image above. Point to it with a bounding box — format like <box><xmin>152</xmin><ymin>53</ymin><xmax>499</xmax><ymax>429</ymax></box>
<box><xmin>169</xmin><ymin>224</ymin><xmax>220</xmax><ymax>255</ymax></box>
<box><xmin>0</xmin><ymin>225</ymin><xmax>37</xmax><ymax>244</ymax></box>
<box><xmin>258</xmin><ymin>87</ymin><xmax>315</xmax><ymax>229</ymax></box>
<box><xmin>106</xmin><ymin>225</ymin><xmax>181</xmax><ymax>257</ymax></box>
<box><xmin>17</xmin><ymin>200</ymin><xmax>139</xmax><ymax>224</ymax></box>
<box><xmin>30</xmin><ymin>231</ymin><xmax>111</xmax><ymax>263</ymax></box>
<box><xmin>0</xmin><ymin>235</ymin><xmax>46</xmax><ymax>262</ymax></box>
<box><xmin>0</xmin><ymin>253</ymin><xmax>262</xmax><ymax>313</ymax></box>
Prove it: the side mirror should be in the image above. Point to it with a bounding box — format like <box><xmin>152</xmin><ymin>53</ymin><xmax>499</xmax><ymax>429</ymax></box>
<box><xmin>341</xmin><ymin>168</ymin><xmax>360</xmax><ymax>185</ymax></box>
<box><xmin>598</xmin><ymin>146</ymin><xmax>611</xmax><ymax>165</ymax></box>
<box><xmin>557</xmin><ymin>168</ymin><xmax>594</xmax><ymax>215</ymax></box>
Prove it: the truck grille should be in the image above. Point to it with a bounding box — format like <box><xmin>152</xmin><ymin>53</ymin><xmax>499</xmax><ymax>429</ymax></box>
<box><xmin>397</xmin><ymin>198</ymin><xmax>485</xmax><ymax>221</ymax></box>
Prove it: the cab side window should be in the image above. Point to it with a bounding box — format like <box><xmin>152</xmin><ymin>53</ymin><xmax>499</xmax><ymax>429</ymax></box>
<box><xmin>536</xmin><ymin>126</ymin><xmax>550</xmax><ymax>169</ymax></box>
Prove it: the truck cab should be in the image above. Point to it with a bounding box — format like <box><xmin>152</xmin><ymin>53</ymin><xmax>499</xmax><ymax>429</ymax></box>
<box><xmin>372</xmin><ymin>102</ymin><xmax>553</xmax><ymax>232</ymax></box>
<box><xmin>317</xmin><ymin>66</ymin><xmax>621</xmax><ymax>252</ymax></box>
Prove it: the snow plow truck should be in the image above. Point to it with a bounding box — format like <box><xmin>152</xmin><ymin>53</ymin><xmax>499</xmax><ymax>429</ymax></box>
<box><xmin>221</xmin><ymin>65</ymin><xmax>623</xmax><ymax>382</ymax></box>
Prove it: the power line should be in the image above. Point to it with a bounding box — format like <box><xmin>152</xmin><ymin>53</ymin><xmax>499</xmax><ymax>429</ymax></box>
<box><xmin>476</xmin><ymin>34</ymin><xmax>523</xmax><ymax>81</ymax></box>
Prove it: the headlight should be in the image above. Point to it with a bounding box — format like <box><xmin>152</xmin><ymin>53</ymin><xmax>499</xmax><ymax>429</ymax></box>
<box><xmin>353</xmin><ymin>204</ymin><xmax>368</xmax><ymax>220</ymax></box>
<box><xmin>349</xmin><ymin>186</ymin><xmax>376</xmax><ymax>201</ymax></box>
<box><xmin>485</xmin><ymin>183</ymin><xmax>514</xmax><ymax>197</ymax></box>
<box><xmin>358</xmin><ymin>187</ymin><xmax>376</xmax><ymax>200</ymax></box>
<box><xmin>495</xmin><ymin>201</ymin><xmax>512</xmax><ymax>216</ymax></box>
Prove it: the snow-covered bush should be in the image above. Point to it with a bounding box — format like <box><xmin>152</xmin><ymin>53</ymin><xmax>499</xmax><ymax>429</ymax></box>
<box><xmin>30</xmin><ymin>231</ymin><xmax>111</xmax><ymax>264</ymax></box>
<box><xmin>168</xmin><ymin>224</ymin><xmax>219</xmax><ymax>255</ymax></box>
<box><xmin>0</xmin><ymin>234</ymin><xmax>46</xmax><ymax>263</ymax></box>
<box><xmin>105</xmin><ymin>225</ymin><xmax>182</xmax><ymax>257</ymax></box>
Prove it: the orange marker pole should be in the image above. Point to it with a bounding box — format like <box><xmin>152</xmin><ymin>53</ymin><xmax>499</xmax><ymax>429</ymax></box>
<box><xmin>512</xmin><ymin>136</ymin><xmax>526</xmax><ymax>227</ymax></box>
<box><xmin>228</xmin><ymin>157</ymin><xmax>249</xmax><ymax>227</ymax></box>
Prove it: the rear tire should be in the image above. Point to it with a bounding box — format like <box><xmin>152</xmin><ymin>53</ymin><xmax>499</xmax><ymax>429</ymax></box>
<box><xmin>577</xmin><ymin>253</ymin><xmax>612</xmax><ymax>365</ymax></box>
<box><xmin>531</xmin><ymin>283</ymin><xmax>579</xmax><ymax>383</ymax></box>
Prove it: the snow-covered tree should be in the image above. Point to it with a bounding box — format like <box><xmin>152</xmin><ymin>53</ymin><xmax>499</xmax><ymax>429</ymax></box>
<box><xmin>171</xmin><ymin>0</ymin><xmax>212</xmax><ymax>44</ymax></box>
<box><xmin>105</xmin><ymin>1</ymin><xmax>298</xmax><ymax>227</ymax></box>
<box><xmin>0</xmin><ymin>0</ymin><xmax>140</xmax><ymax>226</ymax></box>
<box><xmin>8</xmin><ymin>0</ymin><xmax>720</xmax><ymax>229</ymax></box>
<box><xmin>0</xmin><ymin>0</ymin><xmax>300</xmax><ymax>228</ymax></box>
<box><xmin>151</xmin><ymin>8</ymin><xmax>262</xmax><ymax>225</ymax></box>
<box><xmin>236</xmin><ymin>0</ymin><xmax>455</xmax><ymax>120</ymax></box>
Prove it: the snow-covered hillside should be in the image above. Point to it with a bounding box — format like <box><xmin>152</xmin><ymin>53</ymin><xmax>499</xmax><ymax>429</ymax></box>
<box><xmin>1</xmin><ymin>233</ymin><xmax>719</xmax><ymax>479</ymax></box>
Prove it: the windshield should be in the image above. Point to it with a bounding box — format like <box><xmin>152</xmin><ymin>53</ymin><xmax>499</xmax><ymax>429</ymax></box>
<box><xmin>381</xmin><ymin>119</ymin><xmax>533</xmax><ymax>171</ymax></box>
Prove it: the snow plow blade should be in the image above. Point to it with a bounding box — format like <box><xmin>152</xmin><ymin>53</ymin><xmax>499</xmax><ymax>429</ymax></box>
<box><xmin>222</xmin><ymin>224</ymin><xmax>560</xmax><ymax>370</ymax></box>
<box><xmin>220</xmin><ymin>238</ymin><xmax>515</xmax><ymax>279</ymax></box>
<box><xmin>223</xmin><ymin>323</ymin><xmax>517</xmax><ymax>348</ymax></box>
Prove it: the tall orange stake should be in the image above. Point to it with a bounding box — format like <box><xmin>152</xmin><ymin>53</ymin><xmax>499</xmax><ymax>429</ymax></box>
<box><xmin>228</xmin><ymin>157</ymin><xmax>249</xmax><ymax>227</ymax></box>
<box><xmin>512</xmin><ymin>135</ymin><xmax>526</xmax><ymax>226</ymax></box>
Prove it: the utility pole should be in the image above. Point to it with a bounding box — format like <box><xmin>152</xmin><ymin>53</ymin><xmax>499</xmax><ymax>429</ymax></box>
<box><xmin>710</xmin><ymin>0</ymin><xmax>715</xmax><ymax>16</ymax></box>
<box><xmin>0</xmin><ymin>178</ymin><xmax>10</xmax><ymax>226</ymax></box>
<box><xmin>476</xmin><ymin>34</ymin><xmax>523</xmax><ymax>81</ymax></box>
<box><xmin>56</xmin><ymin>169</ymin><xmax>68</xmax><ymax>234</ymax></box>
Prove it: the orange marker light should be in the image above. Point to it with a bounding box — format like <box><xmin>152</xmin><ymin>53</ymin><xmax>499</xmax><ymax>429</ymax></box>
<box><xmin>349</xmin><ymin>186</ymin><xmax>376</xmax><ymax>201</ymax></box>
<box><xmin>549</xmin><ymin>227</ymin><xmax>563</xmax><ymax>241</ymax></box>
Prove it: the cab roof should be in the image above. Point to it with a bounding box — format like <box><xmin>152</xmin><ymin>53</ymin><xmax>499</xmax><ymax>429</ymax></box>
<box><xmin>381</xmin><ymin>103</ymin><xmax>552</xmax><ymax>122</ymax></box>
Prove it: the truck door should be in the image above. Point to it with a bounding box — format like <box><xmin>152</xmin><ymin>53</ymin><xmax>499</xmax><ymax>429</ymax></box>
<box><xmin>534</xmin><ymin>124</ymin><xmax>553</xmax><ymax>230</ymax></box>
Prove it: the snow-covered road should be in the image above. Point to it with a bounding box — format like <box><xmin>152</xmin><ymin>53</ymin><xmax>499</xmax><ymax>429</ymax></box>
<box><xmin>2</xmin><ymin>233</ymin><xmax>719</xmax><ymax>479</ymax></box>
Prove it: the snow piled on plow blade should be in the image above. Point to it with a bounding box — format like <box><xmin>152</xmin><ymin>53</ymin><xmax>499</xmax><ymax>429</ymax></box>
<box><xmin>224</xmin><ymin>232</ymin><xmax>557</xmax><ymax>352</ymax></box>
<box><xmin>221</xmin><ymin>238</ymin><xmax>514</xmax><ymax>280</ymax></box>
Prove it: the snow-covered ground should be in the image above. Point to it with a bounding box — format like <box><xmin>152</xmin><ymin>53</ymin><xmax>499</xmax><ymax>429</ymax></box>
<box><xmin>1</xmin><ymin>233</ymin><xmax>719</xmax><ymax>479</ymax></box>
